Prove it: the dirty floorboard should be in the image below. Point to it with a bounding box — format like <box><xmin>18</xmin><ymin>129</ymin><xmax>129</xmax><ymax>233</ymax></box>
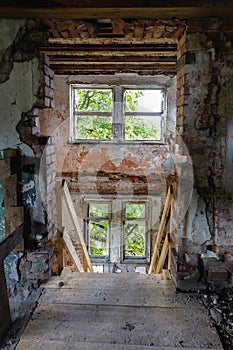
<box><xmin>15</xmin><ymin>271</ymin><xmax>223</xmax><ymax>350</ymax></box>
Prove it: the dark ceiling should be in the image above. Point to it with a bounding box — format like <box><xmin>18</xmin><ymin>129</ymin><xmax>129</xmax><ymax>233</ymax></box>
<box><xmin>0</xmin><ymin>1</ymin><xmax>233</xmax><ymax>19</ymax></box>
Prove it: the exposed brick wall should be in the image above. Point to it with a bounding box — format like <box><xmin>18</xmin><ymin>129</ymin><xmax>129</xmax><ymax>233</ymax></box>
<box><xmin>43</xmin><ymin>19</ymin><xmax>185</xmax><ymax>41</ymax></box>
<box><xmin>19</xmin><ymin>246</ymin><xmax>53</xmax><ymax>286</ymax></box>
<box><xmin>173</xmin><ymin>19</ymin><xmax>233</xmax><ymax>288</ymax></box>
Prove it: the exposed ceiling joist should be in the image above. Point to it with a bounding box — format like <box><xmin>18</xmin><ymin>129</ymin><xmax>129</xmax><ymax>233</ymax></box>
<box><xmin>41</xmin><ymin>41</ymin><xmax>177</xmax><ymax>75</ymax></box>
<box><xmin>1</xmin><ymin>5</ymin><xmax>233</xmax><ymax>19</ymax></box>
<box><xmin>49</xmin><ymin>62</ymin><xmax>176</xmax><ymax>75</ymax></box>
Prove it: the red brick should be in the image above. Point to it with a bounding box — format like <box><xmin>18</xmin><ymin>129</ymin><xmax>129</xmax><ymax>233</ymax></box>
<box><xmin>173</xmin><ymin>27</ymin><xmax>185</xmax><ymax>40</ymax></box>
<box><xmin>134</xmin><ymin>26</ymin><xmax>144</xmax><ymax>38</ymax></box>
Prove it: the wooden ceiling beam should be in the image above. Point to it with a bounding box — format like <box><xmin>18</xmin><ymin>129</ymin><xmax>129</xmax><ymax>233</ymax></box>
<box><xmin>49</xmin><ymin>62</ymin><xmax>176</xmax><ymax>75</ymax></box>
<box><xmin>50</xmin><ymin>68</ymin><xmax>176</xmax><ymax>76</ymax></box>
<box><xmin>48</xmin><ymin>38</ymin><xmax>178</xmax><ymax>46</ymax></box>
<box><xmin>49</xmin><ymin>56</ymin><xmax>177</xmax><ymax>63</ymax></box>
<box><xmin>43</xmin><ymin>51</ymin><xmax>177</xmax><ymax>57</ymax></box>
<box><xmin>42</xmin><ymin>44</ymin><xmax>177</xmax><ymax>53</ymax></box>
<box><xmin>1</xmin><ymin>6</ymin><xmax>233</xmax><ymax>19</ymax></box>
<box><xmin>50</xmin><ymin>61</ymin><xmax>176</xmax><ymax>66</ymax></box>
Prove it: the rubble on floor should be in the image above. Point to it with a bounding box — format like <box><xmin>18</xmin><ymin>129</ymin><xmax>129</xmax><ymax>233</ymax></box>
<box><xmin>202</xmin><ymin>288</ymin><xmax>233</xmax><ymax>350</ymax></box>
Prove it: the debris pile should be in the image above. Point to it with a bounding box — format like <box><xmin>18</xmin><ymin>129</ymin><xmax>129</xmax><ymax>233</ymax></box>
<box><xmin>202</xmin><ymin>288</ymin><xmax>233</xmax><ymax>350</ymax></box>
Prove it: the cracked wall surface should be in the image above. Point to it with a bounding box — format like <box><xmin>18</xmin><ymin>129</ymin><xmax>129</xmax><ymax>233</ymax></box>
<box><xmin>0</xmin><ymin>19</ymin><xmax>56</xmax><ymax>321</ymax></box>
<box><xmin>173</xmin><ymin>18</ymin><xmax>233</xmax><ymax>288</ymax></box>
<box><xmin>0</xmin><ymin>59</ymin><xmax>40</xmax><ymax>155</ymax></box>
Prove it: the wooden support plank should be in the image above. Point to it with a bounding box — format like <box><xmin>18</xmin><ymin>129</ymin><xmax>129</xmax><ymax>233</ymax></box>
<box><xmin>155</xmin><ymin>234</ymin><xmax>169</xmax><ymax>274</ymax></box>
<box><xmin>168</xmin><ymin>196</ymin><xmax>175</xmax><ymax>271</ymax></box>
<box><xmin>62</xmin><ymin>181</ymin><xmax>93</xmax><ymax>272</ymax></box>
<box><xmin>9</xmin><ymin>206</ymin><xmax>24</xmax><ymax>251</ymax></box>
<box><xmin>0</xmin><ymin>225</ymin><xmax>24</xmax><ymax>261</ymax></box>
<box><xmin>62</xmin><ymin>227</ymin><xmax>84</xmax><ymax>273</ymax></box>
<box><xmin>56</xmin><ymin>181</ymin><xmax>65</xmax><ymax>274</ymax></box>
<box><xmin>0</xmin><ymin>159</ymin><xmax>11</xmax><ymax>181</ymax></box>
<box><xmin>149</xmin><ymin>186</ymin><xmax>172</xmax><ymax>274</ymax></box>
<box><xmin>4</xmin><ymin>174</ymin><xmax>18</xmax><ymax>238</ymax></box>
<box><xmin>0</xmin><ymin>261</ymin><xmax>11</xmax><ymax>340</ymax></box>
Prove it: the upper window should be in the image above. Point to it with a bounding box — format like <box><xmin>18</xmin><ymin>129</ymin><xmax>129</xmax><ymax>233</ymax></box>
<box><xmin>70</xmin><ymin>85</ymin><xmax>165</xmax><ymax>142</ymax></box>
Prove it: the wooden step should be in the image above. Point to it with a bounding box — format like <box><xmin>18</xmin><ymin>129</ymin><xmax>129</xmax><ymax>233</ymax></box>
<box><xmin>15</xmin><ymin>272</ymin><xmax>223</xmax><ymax>350</ymax></box>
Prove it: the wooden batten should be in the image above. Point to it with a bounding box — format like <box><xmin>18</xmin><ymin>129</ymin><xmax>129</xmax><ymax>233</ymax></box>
<box><xmin>0</xmin><ymin>262</ymin><xmax>11</xmax><ymax>340</ymax></box>
<box><xmin>9</xmin><ymin>206</ymin><xmax>24</xmax><ymax>251</ymax></box>
<box><xmin>62</xmin><ymin>181</ymin><xmax>93</xmax><ymax>272</ymax></box>
<box><xmin>148</xmin><ymin>185</ymin><xmax>172</xmax><ymax>274</ymax></box>
<box><xmin>62</xmin><ymin>227</ymin><xmax>84</xmax><ymax>273</ymax></box>
<box><xmin>56</xmin><ymin>180</ymin><xmax>93</xmax><ymax>274</ymax></box>
<box><xmin>0</xmin><ymin>159</ymin><xmax>11</xmax><ymax>181</ymax></box>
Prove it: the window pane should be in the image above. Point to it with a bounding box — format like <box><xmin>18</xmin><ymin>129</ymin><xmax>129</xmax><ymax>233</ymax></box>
<box><xmin>125</xmin><ymin>89</ymin><xmax>163</xmax><ymax>113</ymax></box>
<box><xmin>125</xmin><ymin>115</ymin><xmax>159</xmax><ymax>140</ymax></box>
<box><xmin>124</xmin><ymin>221</ymin><xmax>145</xmax><ymax>257</ymax></box>
<box><xmin>89</xmin><ymin>203</ymin><xmax>108</xmax><ymax>218</ymax></box>
<box><xmin>75</xmin><ymin>89</ymin><xmax>112</xmax><ymax>112</ymax></box>
<box><xmin>76</xmin><ymin>115</ymin><xmax>112</xmax><ymax>140</ymax></box>
<box><xmin>89</xmin><ymin>220</ymin><xmax>108</xmax><ymax>256</ymax></box>
<box><xmin>125</xmin><ymin>203</ymin><xmax>145</xmax><ymax>219</ymax></box>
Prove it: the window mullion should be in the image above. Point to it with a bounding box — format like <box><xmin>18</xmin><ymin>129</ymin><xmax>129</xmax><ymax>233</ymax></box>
<box><xmin>113</xmin><ymin>86</ymin><xmax>124</xmax><ymax>141</ymax></box>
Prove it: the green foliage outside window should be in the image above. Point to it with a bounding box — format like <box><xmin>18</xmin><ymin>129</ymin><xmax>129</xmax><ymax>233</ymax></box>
<box><xmin>124</xmin><ymin>203</ymin><xmax>146</xmax><ymax>257</ymax></box>
<box><xmin>88</xmin><ymin>203</ymin><xmax>109</xmax><ymax>256</ymax></box>
<box><xmin>124</xmin><ymin>221</ymin><xmax>145</xmax><ymax>257</ymax></box>
<box><xmin>74</xmin><ymin>88</ymin><xmax>158</xmax><ymax>140</ymax></box>
<box><xmin>89</xmin><ymin>220</ymin><xmax>108</xmax><ymax>256</ymax></box>
<box><xmin>76</xmin><ymin>115</ymin><xmax>112</xmax><ymax>140</ymax></box>
<box><xmin>75</xmin><ymin>89</ymin><xmax>112</xmax><ymax>112</ymax></box>
<box><xmin>125</xmin><ymin>203</ymin><xmax>145</xmax><ymax>219</ymax></box>
<box><xmin>125</xmin><ymin>115</ymin><xmax>158</xmax><ymax>140</ymax></box>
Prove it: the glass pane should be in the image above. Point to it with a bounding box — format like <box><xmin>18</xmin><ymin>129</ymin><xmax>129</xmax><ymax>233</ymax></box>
<box><xmin>75</xmin><ymin>89</ymin><xmax>112</xmax><ymax>112</ymax></box>
<box><xmin>89</xmin><ymin>203</ymin><xmax>108</xmax><ymax>218</ymax></box>
<box><xmin>124</xmin><ymin>221</ymin><xmax>145</xmax><ymax>257</ymax></box>
<box><xmin>89</xmin><ymin>220</ymin><xmax>108</xmax><ymax>256</ymax></box>
<box><xmin>125</xmin><ymin>203</ymin><xmax>145</xmax><ymax>219</ymax></box>
<box><xmin>125</xmin><ymin>89</ymin><xmax>163</xmax><ymax>113</ymax></box>
<box><xmin>125</xmin><ymin>115</ymin><xmax>159</xmax><ymax>140</ymax></box>
<box><xmin>76</xmin><ymin>115</ymin><xmax>112</xmax><ymax>140</ymax></box>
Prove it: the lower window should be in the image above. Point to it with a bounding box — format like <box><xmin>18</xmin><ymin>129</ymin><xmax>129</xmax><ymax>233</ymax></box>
<box><xmin>124</xmin><ymin>203</ymin><xmax>146</xmax><ymax>258</ymax></box>
<box><xmin>86</xmin><ymin>200</ymin><xmax>148</xmax><ymax>262</ymax></box>
<box><xmin>87</xmin><ymin>203</ymin><xmax>109</xmax><ymax>257</ymax></box>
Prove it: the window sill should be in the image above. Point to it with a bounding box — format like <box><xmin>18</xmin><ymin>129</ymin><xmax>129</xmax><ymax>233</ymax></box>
<box><xmin>68</xmin><ymin>139</ymin><xmax>167</xmax><ymax>146</ymax></box>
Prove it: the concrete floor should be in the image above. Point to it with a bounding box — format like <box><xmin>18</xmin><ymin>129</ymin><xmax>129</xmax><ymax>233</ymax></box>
<box><xmin>15</xmin><ymin>270</ymin><xmax>223</xmax><ymax>349</ymax></box>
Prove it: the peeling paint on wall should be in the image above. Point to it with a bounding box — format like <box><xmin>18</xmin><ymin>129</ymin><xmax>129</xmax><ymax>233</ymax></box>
<box><xmin>22</xmin><ymin>172</ymin><xmax>36</xmax><ymax>206</ymax></box>
<box><xmin>0</xmin><ymin>59</ymin><xmax>40</xmax><ymax>156</ymax></box>
<box><xmin>186</xmin><ymin>189</ymin><xmax>211</xmax><ymax>245</ymax></box>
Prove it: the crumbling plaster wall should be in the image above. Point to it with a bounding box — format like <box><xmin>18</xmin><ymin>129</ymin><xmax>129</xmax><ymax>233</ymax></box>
<box><xmin>0</xmin><ymin>59</ymin><xmax>40</xmax><ymax>155</ymax></box>
<box><xmin>0</xmin><ymin>19</ymin><xmax>56</xmax><ymax>320</ymax></box>
<box><xmin>174</xmin><ymin>18</ymin><xmax>233</xmax><ymax>286</ymax></box>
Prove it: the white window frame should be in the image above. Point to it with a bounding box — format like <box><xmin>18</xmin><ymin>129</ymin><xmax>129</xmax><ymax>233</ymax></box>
<box><xmin>84</xmin><ymin>197</ymin><xmax>150</xmax><ymax>264</ymax></box>
<box><xmin>85</xmin><ymin>201</ymin><xmax>110</xmax><ymax>260</ymax></box>
<box><xmin>70</xmin><ymin>84</ymin><xmax>166</xmax><ymax>143</ymax></box>
<box><xmin>123</xmin><ymin>202</ymin><xmax>147</xmax><ymax>260</ymax></box>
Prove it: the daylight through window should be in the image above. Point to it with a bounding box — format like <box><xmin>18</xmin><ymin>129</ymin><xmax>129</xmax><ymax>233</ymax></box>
<box><xmin>86</xmin><ymin>200</ymin><xmax>147</xmax><ymax>261</ymax></box>
<box><xmin>70</xmin><ymin>85</ymin><xmax>165</xmax><ymax>142</ymax></box>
